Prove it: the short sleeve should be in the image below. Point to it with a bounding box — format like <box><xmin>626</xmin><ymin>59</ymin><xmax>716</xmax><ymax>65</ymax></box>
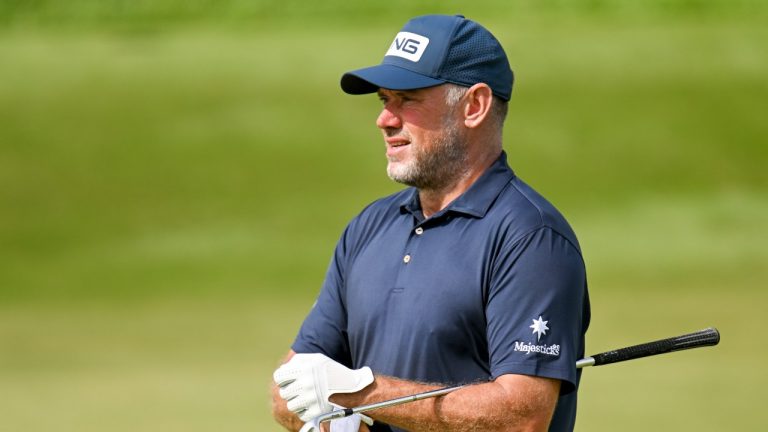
<box><xmin>486</xmin><ymin>226</ymin><xmax>589</xmax><ymax>394</ymax></box>
<box><xmin>291</xmin><ymin>226</ymin><xmax>353</xmax><ymax>367</ymax></box>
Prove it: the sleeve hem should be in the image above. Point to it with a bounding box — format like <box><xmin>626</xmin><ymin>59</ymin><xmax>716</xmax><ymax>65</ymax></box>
<box><xmin>491</xmin><ymin>361</ymin><xmax>579</xmax><ymax>395</ymax></box>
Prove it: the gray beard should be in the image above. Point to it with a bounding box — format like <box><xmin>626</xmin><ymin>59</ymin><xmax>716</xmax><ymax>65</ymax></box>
<box><xmin>386</xmin><ymin>122</ymin><xmax>469</xmax><ymax>191</ymax></box>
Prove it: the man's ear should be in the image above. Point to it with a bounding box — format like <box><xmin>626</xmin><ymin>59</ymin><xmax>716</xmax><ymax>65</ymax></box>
<box><xmin>463</xmin><ymin>83</ymin><xmax>493</xmax><ymax>129</ymax></box>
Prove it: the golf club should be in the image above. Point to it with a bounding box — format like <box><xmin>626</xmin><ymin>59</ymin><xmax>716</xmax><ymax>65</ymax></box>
<box><xmin>299</xmin><ymin>327</ymin><xmax>720</xmax><ymax>431</ymax></box>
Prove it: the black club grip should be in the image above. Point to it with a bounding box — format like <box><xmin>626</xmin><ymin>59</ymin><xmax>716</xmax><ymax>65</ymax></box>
<box><xmin>591</xmin><ymin>327</ymin><xmax>720</xmax><ymax>366</ymax></box>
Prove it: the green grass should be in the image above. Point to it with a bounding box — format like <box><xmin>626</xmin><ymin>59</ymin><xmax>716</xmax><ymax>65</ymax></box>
<box><xmin>1</xmin><ymin>8</ymin><xmax>766</xmax><ymax>432</ymax></box>
<box><xmin>2</xmin><ymin>0</ymin><xmax>766</xmax><ymax>29</ymax></box>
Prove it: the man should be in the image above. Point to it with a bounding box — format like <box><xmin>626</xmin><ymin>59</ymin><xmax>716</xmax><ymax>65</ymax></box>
<box><xmin>272</xmin><ymin>14</ymin><xmax>590</xmax><ymax>432</ymax></box>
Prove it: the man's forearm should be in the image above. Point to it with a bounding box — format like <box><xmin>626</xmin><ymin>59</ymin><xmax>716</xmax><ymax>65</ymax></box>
<box><xmin>330</xmin><ymin>374</ymin><xmax>559</xmax><ymax>432</ymax></box>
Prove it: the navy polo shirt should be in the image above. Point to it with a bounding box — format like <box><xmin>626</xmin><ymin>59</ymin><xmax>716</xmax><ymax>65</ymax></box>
<box><xmin>293</xmin><ymin>152</ymin><xmax>590</xmax><ymax>432</ymax></box>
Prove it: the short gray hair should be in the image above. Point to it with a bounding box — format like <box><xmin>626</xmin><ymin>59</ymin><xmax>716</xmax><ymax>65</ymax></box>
<box><xmin>443</xmin><ymin>84</ymin><xmax>508</xmax><ymax>132</ymax></box>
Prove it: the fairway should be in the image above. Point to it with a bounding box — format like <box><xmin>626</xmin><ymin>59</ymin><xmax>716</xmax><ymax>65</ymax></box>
<box><xmin>1</xmin><ymin>4</ymin><xmax>767</xmax><ymax>431</ymax></box>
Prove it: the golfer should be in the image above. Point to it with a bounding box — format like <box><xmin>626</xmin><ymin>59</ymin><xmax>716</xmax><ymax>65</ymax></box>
<box><xmin>272</xmin><ymin>14</ymin><xmax>590</xmax><ymax>432</ymax></box>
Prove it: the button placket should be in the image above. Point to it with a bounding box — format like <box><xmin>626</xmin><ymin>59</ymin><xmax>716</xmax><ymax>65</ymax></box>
<box><xmin>404</xmin><ymin>225</ymin><xmax>425</xmax><ymax>265</ymax></box>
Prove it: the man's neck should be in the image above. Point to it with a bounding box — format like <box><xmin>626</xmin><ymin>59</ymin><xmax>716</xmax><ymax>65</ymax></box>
<box><xmin>418</xmin><ymin>149</ymin><xmax>500</xmax><ymax>219</ymax></box>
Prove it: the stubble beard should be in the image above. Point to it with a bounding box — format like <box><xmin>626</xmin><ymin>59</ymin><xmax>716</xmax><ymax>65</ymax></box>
<box><xmin>386</xmin><ymin>120</ymin><xmax>469</xmax><ymax>191</ymax></box>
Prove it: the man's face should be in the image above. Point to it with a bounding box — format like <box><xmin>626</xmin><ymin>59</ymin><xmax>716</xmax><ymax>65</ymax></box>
<box><xmin>376</xmin><ymin>85</ymin><xmax>468</xmax><ymax>190</ymax></box>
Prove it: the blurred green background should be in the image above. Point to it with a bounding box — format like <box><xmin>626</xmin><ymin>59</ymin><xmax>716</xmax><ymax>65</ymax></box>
<box><xmin>1</xmin><ymin>1</ymin><xmax>766</xmax><ymax>431</ymax></box>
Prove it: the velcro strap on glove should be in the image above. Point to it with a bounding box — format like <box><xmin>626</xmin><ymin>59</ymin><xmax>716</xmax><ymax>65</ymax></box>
<box><xmin>325</xmin><ymin>363</ymin><xmax>374</xmax><ymax>395</ymax></box>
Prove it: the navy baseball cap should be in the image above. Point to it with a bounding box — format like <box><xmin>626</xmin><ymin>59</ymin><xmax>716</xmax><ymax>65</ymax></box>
<box><xmin>341</xmin><ymin>14</ymin><xmax>514</xmax><ymax>101</ymax></box>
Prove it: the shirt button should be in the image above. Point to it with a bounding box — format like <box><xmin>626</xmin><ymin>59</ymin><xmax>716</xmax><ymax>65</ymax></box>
<box><xmin>403</xmin><ymin>254</ymin><xmax>411</xmax><ymax>264</ymax></box>
<box><xmin>415</xmin><ymin>227</ymin><xmax>424</xmax><ymax>235</ymax></box>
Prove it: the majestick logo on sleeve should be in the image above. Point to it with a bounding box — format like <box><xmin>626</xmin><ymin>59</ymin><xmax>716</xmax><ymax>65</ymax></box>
<box><xmin>513</xmin><ymin>316</ymin><xmax>560</xmax><ymax>356</ymax></box>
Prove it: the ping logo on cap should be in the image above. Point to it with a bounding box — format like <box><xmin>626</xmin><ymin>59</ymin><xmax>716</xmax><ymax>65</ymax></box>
<box><xmin>385</xmin><ymin>32</ymin><xmax>430</xmax><ymax>62</ymax></box>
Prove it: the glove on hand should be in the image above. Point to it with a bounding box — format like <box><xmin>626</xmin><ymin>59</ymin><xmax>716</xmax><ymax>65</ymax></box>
<box><xmin>273</xmin><ymin>353</ymin><xmax>374</xmax><ymax>422</ymax></box>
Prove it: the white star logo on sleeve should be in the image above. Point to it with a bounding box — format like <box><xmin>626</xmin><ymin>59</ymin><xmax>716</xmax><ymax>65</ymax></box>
<box><xmin>530</xmin><ymin>316</ymin><xmax>549</xmax><ymax>341</ymax></box>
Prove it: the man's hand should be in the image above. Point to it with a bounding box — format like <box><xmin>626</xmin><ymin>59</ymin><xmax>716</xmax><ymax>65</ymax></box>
<box><xmin>273</xmin><ymin>353</ymin><xmax>374</xmax><ymax>422</ymax></box>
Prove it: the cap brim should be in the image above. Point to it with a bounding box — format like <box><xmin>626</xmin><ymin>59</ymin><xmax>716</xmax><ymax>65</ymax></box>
<box><xmin>341</xmin><ymin>64</ymin><xmax>446</xmax><ymax>95</ymax></box>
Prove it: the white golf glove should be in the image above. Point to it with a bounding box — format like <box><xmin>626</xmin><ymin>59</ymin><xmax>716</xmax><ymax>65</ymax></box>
<box><xmin>273</xmin><ymin>353</ymin><xmax>374</xmax><ymax>422</ymax></box>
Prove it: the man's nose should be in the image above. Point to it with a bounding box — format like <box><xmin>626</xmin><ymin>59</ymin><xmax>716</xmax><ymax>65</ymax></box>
<box><xmin>376</xmin><ymin>107</ymin><xmax>401</xmax><ymax>130</ymax></box>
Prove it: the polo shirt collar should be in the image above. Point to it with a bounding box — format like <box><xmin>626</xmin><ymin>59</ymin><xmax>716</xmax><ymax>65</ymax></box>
<box><xmin>400</xmin><ymin>151</ymin><xmax>515</xmax><ymax>219</ymax></box>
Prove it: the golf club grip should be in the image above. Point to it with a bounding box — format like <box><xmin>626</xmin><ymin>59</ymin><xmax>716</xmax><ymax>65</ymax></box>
<box><xmin>590</xmin><ymin>327</ymin><xmax>720</xmax><ymax>366</ymax></box>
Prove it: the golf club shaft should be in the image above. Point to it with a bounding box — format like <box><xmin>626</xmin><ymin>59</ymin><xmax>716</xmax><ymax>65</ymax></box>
<box><xmin>307</xmin><ymin>327</ymin><xmax>720</xmax><ymax>428</ymax></box>
<box><xmin>349</xmin><ymin>385</ymin><xmax>463</xmax><ymax>417</ymax></box>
